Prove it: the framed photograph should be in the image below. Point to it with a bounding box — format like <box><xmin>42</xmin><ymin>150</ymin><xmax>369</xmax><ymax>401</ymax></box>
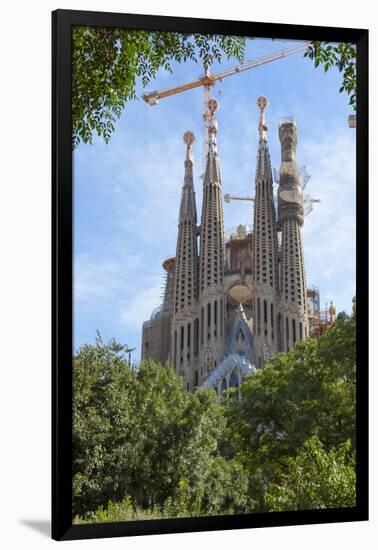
<box><xmin>52</xmin><ymin>9</ymin><xmax>368</xmax><ymax>541</ymax></box>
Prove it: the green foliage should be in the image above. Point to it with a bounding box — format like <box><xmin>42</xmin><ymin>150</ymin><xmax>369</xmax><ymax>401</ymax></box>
<box><xmin>225</xmin><ymin>313</ymin><xmax>356</xmax><ymax>509</ymax></box>
<box><xmin>73</xmin><ymin>496</ymin><xmax>166</xmax><ymax>524</ymax></box>
<box><xmin>72</xmin><ymin>28</ymin><xmax>246</xmax><ymax>148</ymax></box>
<box><xmin>304</xmin><ymin>42</ymin><xmax>356</xmax><ymax>109</ymax></box>
<box><xmin>73</xmin><ymin>333</ymin><xmax>251</xmax><ymax>519</ymax></box>
<box><xmin>73</xmin><ymin>312</ymin><xmax>356</xmax><ymax>522</ymax></box>
<box><xmin>265</xmin><ymin>436</ymin><xmax>356</xmax><ymax>511</ymax></box>
<box><xmin>72</xmin><ymin>31</ymin><xmax>356</xmax><ymax>149</ymax></box>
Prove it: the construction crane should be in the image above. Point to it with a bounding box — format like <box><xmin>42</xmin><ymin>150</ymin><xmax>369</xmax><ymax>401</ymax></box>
<box><xmin>224</xmin><ymin>194</ymin><xmax>255</xmax><ymax>203</ymax></box>
<box><xmin>225</xmin><ymin>167</ymin><xmax>321</xmax><ymax>218</ymax></box>
<box><xmin>142</xmin><ymin>40</ymin><xmax>321</xmax><ymax>217</ymax></box>
<box><xmin>143</xmin><ymin>41</ymin><xmax>311</xmax><ymax>171</ymax></box>
<box><xmin>143</xmin><ymin>41</ymin><xmax>311</xmax><ymax>106</ymax></box>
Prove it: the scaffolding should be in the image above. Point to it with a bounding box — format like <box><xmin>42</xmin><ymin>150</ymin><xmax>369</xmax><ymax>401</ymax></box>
<box><xmin>307</xmin><ymin>286</ymin><xmax>334</xmax><ymax>339</ymax></box>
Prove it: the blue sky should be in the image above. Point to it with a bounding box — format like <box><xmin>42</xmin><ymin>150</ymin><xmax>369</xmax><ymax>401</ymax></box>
<box><xmin>73</xmin><ymin>37</ymin><xmax>356</xmax><ymax>361</ymax></box>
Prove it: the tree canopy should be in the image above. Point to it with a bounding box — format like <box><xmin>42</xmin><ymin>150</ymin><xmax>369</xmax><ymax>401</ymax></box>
<box><xmin>224</xmin><ymin>312</ymin><xmax>356</xmax><ymax>510</ymax></box>
<box><xmin>264</xmin><ymin>436</ymin><xmax>355</xmax><ymax>511</ymax></box>
<box><xmin>304</xmin><ymin>41</ymin><xmax>356</xmax><ymax>110</ymax></box>
<box><xmin>73</xmin><ymin>333</ymin><xmax>252</xmax><ymax>520</ymax></box>
<box><xmin>72</xmin><ymin>28</ymin><xmax>245</xmax><ymax>148</ymax></box>
<box><xmin>72</xmin><ymin>28</ymin><xmax>356</xmax><ymax>149</ymax></box>
<box><xmin>73</xmin><ymin>312</ymin><xmax>356</xmax><ymax>523</ymax></box>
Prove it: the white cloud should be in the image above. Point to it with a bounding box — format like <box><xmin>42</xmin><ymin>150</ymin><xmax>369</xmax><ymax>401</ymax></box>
<box><xmin>74</xmin><ymin>251</ymin><xmax>144</xmax><ymax>304</ymax></box>
<box><xmin>119</xmin><ymin>277</ymin><xmax>163</xmax><ymax>331</ymax></box>
<box><xmin>74</xmin><ymin>250</ymin><xmax>166</xmax><ymax>335</ymax></box>
<box><xmin>301</xmin><ymin>128</ymin><xmax>356</xmax><ymax>312</ymax></box>
<box><xmin>96</xmin><ymin>128</ymin><xmax>195</xmax><ymax>252</ymax></box>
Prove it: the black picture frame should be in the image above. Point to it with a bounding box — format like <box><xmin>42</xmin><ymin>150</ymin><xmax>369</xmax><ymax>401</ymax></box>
<box><xmin>52</xmin><ymin>9</ymin><xmax>369</xmax><ymax>541</ymax></box>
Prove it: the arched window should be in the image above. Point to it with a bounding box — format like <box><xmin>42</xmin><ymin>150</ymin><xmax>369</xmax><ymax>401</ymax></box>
<box><xmin>194</xmin><ymin>318</ymin><xmax>199</xmax><ymax>357</ymax></box>
<box><xmin>214</xmin><ymin>300</ymin><xmax>218</xmax><ymax>337</ymax></box>
<box><xmin>229</xmin><ymin>370</ymin><xmax>239</xmax><ymax>388</ymax></box>
<box><xmin>180</xmin><ymin>326</ymin><xmax>184</xmax><ymax>351</ymax></box>
<box><xmin>238</xmin><ymin>329</ymin><xmax>245</xmax><ymax>341</ymax></box>
<box><xmin>286</xmin><ymin>317</ymin><xmax>290</xmax><ymax>351</ymax></box>
<box><xmin>257</xmin><ymin>298</ymin><xmax>261</xmax><ymax>335</ymax></box>
<box><xmin>201</xmin><ymin>307</ymin><xmax>204</xmax><ymax>346</ymax></box>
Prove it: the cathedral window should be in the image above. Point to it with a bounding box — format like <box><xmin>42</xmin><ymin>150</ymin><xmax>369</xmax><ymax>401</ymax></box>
<box><xmin>292</xmin><ymin>319</ymin><xmax>297</xmax><ymax>343</ymax></box>
<box><xmin>220</xmin><ymin>299</ymin><xmax>223</xmax><ymax>336</ymax></box>
<box><xmin>257</xmin><ymin>298</ymin><xmax>261</xmax><ymax>335</ymax></box>
<box><xmin>194</xmin><ymin>318</ymin><xmax>199</xmax><ymax>357</ymax></box>
<box><xmin>201</xmin><ymin>307</ymin><xmax>204</xmax><ymax>346</ymax></box>
<box><xmin>286</xmin><ymin>317</ymin><xmax>290</xmax><ymax>351</ymax></box>
<box><xmin>180</xmin><ymin>326</ymin><xmax>184</xmax><ymax>351</ymax></box>
<box><xmin>173</xmin><ymin>330</ymin><xmax>177</xmax><ymax>368</ymax></box>
<box><xmin>263</xmin><ymin>300</ymin><xmax>267</xmax><ymax>324</ymax></box>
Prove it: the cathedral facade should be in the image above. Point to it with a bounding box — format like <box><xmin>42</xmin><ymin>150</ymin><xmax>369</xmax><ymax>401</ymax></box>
<box><xmin>142</xmin><ymin>96</ymin><xmax>310</xmax><ymax>394</ymax></box>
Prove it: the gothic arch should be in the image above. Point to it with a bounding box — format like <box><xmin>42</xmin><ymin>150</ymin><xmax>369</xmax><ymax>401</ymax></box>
<box><xmin>201</xmin><ymin>353</ymin><xmax>255</xmax><ymax>398</ymax></box>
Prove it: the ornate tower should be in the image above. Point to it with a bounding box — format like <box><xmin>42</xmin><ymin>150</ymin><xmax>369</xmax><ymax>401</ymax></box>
<box><xmin>141</xmin><ymin>257</ymin><xmax>175</xmax><ymax>364</ymax></box>
<box><xmin>171</xmin><ymin>132</ymin><xmax>200</xmax><ymax>389</ymax></box>
<box><xmin>252</xmin><ymin>97</ymin><xmax>280</xmax><ymax>367</ymax></box>
<box><xmin>278</xmin><ymin>118</ymin><xmax>309</xmax><ymax>350</ymax></box>
<box><xmin>198</xmin><ymin>98</ymin><xmax>226</xmax><ymax>382</ymax></box>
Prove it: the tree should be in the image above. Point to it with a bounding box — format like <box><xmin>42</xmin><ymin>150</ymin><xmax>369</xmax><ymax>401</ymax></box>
<box><xmin>72</xmin><ymin>334</ymin><xmax>251</xmax><ymax>520</ymax></box>
<box><xmin>304</xmin><ymin>42</ymin><xmax>356</xmax><ymax>110</ymax></box>
<box><xmin>72</xmin><ymin>28</ymin><xmax>357</xmax><ymax>149</ymax></box>
<box><xmin>264</xmin><ymin>436</ymin><xmax>356</xmax><ymax>511</ymax></box>
<box><xmin>225</xmin><ymin>312</ymin><xmax>356</xmax><ymax>509</ymax></box>
<box><xmin>72</xmin><ymin>334</ymin><xmax>137</xmax><ymax>516</ymax></box>
<box><xmin>72</xmin><ymin>28</ymin><xmax>246</xmax><ymax>148</ymax></box>
<box><xmin>73</xmin><ymin>311</ymin><xmax>356</xmax><ymax>521</ymax></box>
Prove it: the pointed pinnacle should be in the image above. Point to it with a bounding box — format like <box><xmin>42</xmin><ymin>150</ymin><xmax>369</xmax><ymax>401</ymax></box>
<box><xmin>257</xmin><ymin>96</ymin><xmax>268</xmax><ymax>143</ymax></box>
<box><xmin>183</xmin><ymin>131</ymin><xmax>195</xmax><ymax>166</ymax></box>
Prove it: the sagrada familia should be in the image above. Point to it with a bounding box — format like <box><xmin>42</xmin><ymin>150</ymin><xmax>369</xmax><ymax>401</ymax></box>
<box><xmin>142</xmin><ymin>96</ymin><xmax>335</xmax><ymax>395</ymax></box>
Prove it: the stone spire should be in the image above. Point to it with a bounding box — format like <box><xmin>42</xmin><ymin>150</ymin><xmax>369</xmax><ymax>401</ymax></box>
<box><xmin>199</xmin><ymin>98</ymin><xmax>224</xmax><ymax>293</ymax></box>
<box><xmin>198</xmin><ymin>98</ymin><xmax>225</xmax><ymax>379</ymax></box>
<box><xmin>171</xmin><ymin>132</ymin><xmax>199</xmax><ymax>387</ymax></box>
<box><xmin>173</xmin><ymin>131</ymin><xmax>198</xmax><ymax>314</ymax></box>
<box><xmin>278</xmin><ymin>118</ymin><xmax>309</xmax><ymax>351</ymax></box>
<box><xmin>252</xmin><ymin>97</ymin><xmax>280</xmax><ymax>367</ymax></box>
<box><xmin>178</xmin><ymin>131</ymin><xmax>197</xmax><ymax>224</ymax></box>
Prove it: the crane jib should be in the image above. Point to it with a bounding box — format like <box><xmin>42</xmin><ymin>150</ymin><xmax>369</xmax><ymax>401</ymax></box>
<box><xmin>143</xmin><ymin>41</ymin><xmax>311</xmax><ymax>104</ymax></box>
